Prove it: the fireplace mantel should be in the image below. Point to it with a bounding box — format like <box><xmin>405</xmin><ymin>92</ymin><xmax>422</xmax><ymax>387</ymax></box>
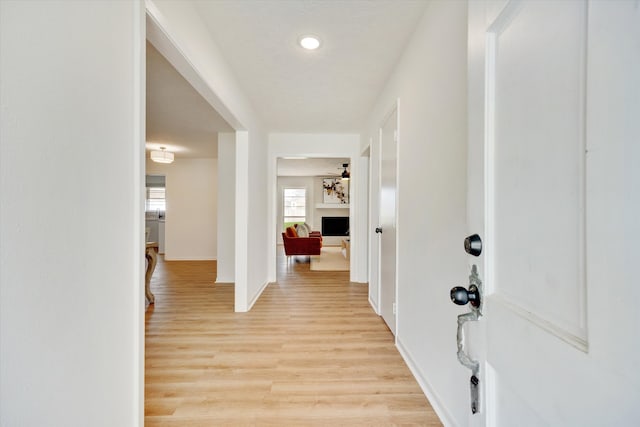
<box><xmin>316</xmin><ymin>203</ymin><xmax>349</xmax><ymax>209</ymax></box>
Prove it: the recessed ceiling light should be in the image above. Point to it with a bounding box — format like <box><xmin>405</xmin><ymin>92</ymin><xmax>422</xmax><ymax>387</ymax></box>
<box><xmin>299</xmin><ymin>35</ymin><xmax>320</xmax><ymax>50</ymax></box>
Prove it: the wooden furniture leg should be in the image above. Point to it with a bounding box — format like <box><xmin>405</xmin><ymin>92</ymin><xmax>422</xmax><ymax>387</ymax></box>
<box><xmin>145</xmin><ymin>242</ymin><xmax>159</xmax><ymax>304</ymax></box>
<box><xmin>341</xmin><ymin>239</ymin><xmax>350</xmax><ymax>260</ymax></box>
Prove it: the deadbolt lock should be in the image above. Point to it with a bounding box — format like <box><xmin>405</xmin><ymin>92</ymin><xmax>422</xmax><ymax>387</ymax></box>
<box><xmin>464</xmin><ymin>234</ymin><xmax>482</xmax><ymax>257</ymax></box>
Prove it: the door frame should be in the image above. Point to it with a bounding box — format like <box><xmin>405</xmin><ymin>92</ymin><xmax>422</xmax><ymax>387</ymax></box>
<box><xmin>145</xmin><ymin>2</ymin><xmax>247</xmax><ymax>306</ymax></box>
<box><xmin>377</xmin><ymin>101</ymin><xmax>400</xmax><ymax>336</ymax></box>
<box><xmin>143</xmin><ymin>0</ymin><xmax>249</xmax><ymax>410</ymax></box>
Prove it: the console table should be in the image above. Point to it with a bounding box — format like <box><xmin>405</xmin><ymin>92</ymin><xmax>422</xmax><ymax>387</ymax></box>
<box><xmin>145</xmin><ymin>242</ymin><xmax>159</xmax><ymax>304</ymax></box>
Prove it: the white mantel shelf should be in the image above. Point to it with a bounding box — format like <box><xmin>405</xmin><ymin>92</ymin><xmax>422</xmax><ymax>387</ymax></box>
<box><xmin>316</xmin><ymin>203</ymin><xmax>350</xmax><ymax>209</ymax></box>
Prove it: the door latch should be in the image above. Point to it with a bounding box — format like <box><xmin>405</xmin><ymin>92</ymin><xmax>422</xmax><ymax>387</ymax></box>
<box><xmin>375</xmin><ymin>227</ymin><xmax>383</xmax><ymax>234</ymax></box>
<box><xmin>450</xmin><ymin>264</ymin><xmax>483</xmax><ymax>414</ymax></box>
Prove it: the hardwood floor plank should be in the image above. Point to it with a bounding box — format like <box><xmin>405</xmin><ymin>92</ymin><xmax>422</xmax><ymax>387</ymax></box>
<box><xmin>145</xmin><ymin>251</ymin><xmax>442</xmax><ymax>425</ymax></box>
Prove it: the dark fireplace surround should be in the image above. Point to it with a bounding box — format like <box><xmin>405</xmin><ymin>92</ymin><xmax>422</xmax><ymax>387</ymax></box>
<box><xmin>321</xmin><ymin>216</ymin><xmax>349</xmax><ymax>236</ymax></box>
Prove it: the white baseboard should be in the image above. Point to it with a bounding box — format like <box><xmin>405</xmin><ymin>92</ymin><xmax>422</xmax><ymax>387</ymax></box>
<box><xmin>215</xmin><ymin>276</ymin><xmax>235</xmax><ymax>284</ymax></box>
<box><xmin>368</xmin><ymin>296</ymin><xmax>379</xmax><ymax>315</ymax></box>
<box><xmin>396</xmin><ymin>337</ymin><xmax>456</xmax><ymax>427</ymax></box>
<box><xmin>247</xmin><ymin>280</ymin><xmax>270</xmax><ymax>311</ymax></box>
<box><xmin>163</xmin><ymin>256</ymin><xmax>216</xmax><ymax>261</ymax></box>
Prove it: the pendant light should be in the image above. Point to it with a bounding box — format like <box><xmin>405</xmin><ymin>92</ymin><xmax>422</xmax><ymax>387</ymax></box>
<box><xmin>150</xmin><ymin>147</ymin><xmax>174</xmax><ymax>164</ymax></box>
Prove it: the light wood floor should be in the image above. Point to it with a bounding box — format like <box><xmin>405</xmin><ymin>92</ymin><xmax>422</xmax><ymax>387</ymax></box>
<box><xmin>145</xmin><ymin>251</ymin><xmax>442</xmax><ymax>426</ymax></box>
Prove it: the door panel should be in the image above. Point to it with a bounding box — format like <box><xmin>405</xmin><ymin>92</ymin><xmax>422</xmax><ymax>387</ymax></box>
<box><xmin>493</xmin><ymin>367</ymin><xmax>546</xmax><ymax>427</ymax></box>
<box><xmin>488</xmin><ymin>0</ymin><xmax>587</xmax><ymax>346</ymax></box>
<box><xmin>468</xmin><ymin>1</ymin><xmax>640</xmax><ymax>425</ymax></box>
<box><xmin>380</xmin><ymin>108</ymin><xmax>397</xmax><ymax>334</ymax></box>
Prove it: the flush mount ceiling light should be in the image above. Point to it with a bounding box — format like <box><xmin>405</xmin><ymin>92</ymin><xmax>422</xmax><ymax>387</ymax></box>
<box><xmin>150</xmin><ymin>147</ymin><xmax>174</xmax><ymax>164</ymax></box>
<box><xmin>299</xmin><ymin>35</ymin><xmax>321</xmax><ymax>50</ymax></box>
<box><xmin>341</xmin><ymin>163</ymin><xmax>350</xmax><ymax>180</ymax></box>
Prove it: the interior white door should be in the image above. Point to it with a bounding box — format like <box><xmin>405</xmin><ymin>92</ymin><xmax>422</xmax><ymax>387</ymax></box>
<box><xmin>467</xmin><ymin>1</ymin><xmax>640</xmax><ymax>425</ymax></box>
<box><xmin>379</xmin><ymin>108</ymin><xmax>398</xmax><ymax>334</ymax></box>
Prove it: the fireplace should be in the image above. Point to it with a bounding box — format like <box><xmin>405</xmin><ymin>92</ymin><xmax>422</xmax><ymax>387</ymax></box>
<box><xmin>321</xmin><ymin>216</ymin><xmax>349</xmax><ymax>236</ymax></box>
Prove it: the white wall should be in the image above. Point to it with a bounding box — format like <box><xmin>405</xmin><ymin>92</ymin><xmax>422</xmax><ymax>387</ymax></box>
<box><xmin>245</xmin><ymin>130</ymin><xmax>269</xmax><ymax>309</ymax></box>
<box><xmin>148</xmin><ymin>0</ymin><xmax>268</xmax><ymax>312</ymax></box>
<box><xmin>216</xmin><ymin>132</ymin><xmax>235</xmax><ymax>282</ymax></box>
<box><xmin>268</xmin><ymin>133</ymin><xmax>364</xmax><ymax>283</ymax></box>
<box><xmin>363</xmin><ymin>2</ymin><xmax>469</xmax><ymax>425</ymax></box>
<box><xmin>147</xmin><ymin>158</ymin><xmax>217</xmax><ymax>260</ymax></box>
<box><xmin>0</xmin><ymin>1</ymin><xmax>144</xmax><ymax>426</ymax></box>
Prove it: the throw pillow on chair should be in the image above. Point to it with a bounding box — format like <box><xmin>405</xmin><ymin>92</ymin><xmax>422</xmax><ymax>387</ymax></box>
<box><xmin>296</xmin><ymin>224</ymin><xmax>309</xmax><ymax>237</ymax></box>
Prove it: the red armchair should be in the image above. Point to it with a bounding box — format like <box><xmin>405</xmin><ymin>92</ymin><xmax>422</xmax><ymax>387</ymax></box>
<box><xmin>282</xmin><ymin>226</ymin><xmax>322</xmax><ymax>256</ymax></box>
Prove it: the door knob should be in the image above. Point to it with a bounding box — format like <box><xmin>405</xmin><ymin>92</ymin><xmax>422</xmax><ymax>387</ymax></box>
<box><xmin>451</xmin><ymin>265</ymin><xmax>483</xmax><ymax>415</ymax></box>
<box><xmin>450</xmin><ymin>284</ymin><xmax>481</xmax><ymax>308</ymax></box>
<box><xmin>375</xmin><ymin>227</ymin><xmax>383</xmax><ymax>234</ymax></box>
<box><xmin>464</xmin><ymin>234</ymin><xmax>482</xmax><ymax>256</ymax></box>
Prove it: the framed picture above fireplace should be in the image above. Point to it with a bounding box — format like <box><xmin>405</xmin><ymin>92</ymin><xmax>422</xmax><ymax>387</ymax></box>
<box><xmin>322</xmin><ymin>178</ymin><xmax>349</xmax><ymax>204</ymax></box>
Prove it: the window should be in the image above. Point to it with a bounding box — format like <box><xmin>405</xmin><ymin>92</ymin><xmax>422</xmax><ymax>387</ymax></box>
<box><xmin>146</xmin><ymin>187</ymin><xmax>166</xmax><ymax>212</ymax></box>
<box><xmin>283</xmin><ymin>188</ymin><xmax>306</xmax><ymax>229</ymax></box>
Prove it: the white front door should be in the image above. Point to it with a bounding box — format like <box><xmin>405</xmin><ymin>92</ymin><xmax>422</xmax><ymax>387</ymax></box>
<box><xmin>466</xmin><ymin>1</ymin><xmax>640</xmax><ymax>425</ymax></box>
<box><xmin>380</xmin><ymin>108</ymin><xmax>398</xmax><ymax>334</ymax></box>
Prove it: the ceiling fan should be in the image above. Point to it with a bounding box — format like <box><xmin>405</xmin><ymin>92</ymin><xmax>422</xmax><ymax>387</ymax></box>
<box><xmin>325</xmin><ymin>163</ymin><xmax>350</xmax><ymax>179</ymax></box>
<box><xmin>340</xmin><ymin>163</ymin><xmax>350</xmax><ymax>179</ymax></box>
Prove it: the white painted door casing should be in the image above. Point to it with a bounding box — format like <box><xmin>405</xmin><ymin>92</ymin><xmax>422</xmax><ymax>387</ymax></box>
<box><xmin>380</xmin><ymin>108</ymin><xmax>398</xmax><ymax>335</ymax></box>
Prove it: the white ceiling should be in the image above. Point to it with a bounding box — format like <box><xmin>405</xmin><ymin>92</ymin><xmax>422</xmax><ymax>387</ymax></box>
<box><xmin>277</xmin><ymin>158</ymin><xmax>351</xmax><ymax>177</ymax></box>
<box><xmin>145</xmin><ymin>1</ymin><xmax>429</xmax><ymax>170</ymax></box>
<box><xmin>192</xmin><ymin>0</ymin><xmax>429</xmax><ymax>132</ymax></box>
<box><xmin>146</xmin><ymin>42</ymin><xmax>233</xmax><ymax>159</ymax></box>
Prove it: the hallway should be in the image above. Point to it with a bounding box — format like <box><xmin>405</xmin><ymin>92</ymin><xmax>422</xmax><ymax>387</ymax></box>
<box><xmin>145</xmin><ymin>253</ymin><xmax>441</xmax><ymax>425</ymax></box>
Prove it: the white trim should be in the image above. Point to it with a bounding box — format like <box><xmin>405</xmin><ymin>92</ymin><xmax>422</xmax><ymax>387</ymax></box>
<box><xmin>235</xmin><ymin>131</ymin><xmax>249</xmax><ymax>312</ymax></box>
<box><xmin>268</xmin><ymin>134</ymin><xmax>361</xmax><ymax>284</ymax></box>
<box><xmin>133</xmin><ymin>1</ymin><xmax>146</xmax><ymax>424</ymax></box>
<box><xmin>394</xmin><ymin>100</ymin><xmax>400</xmax><ymax>338</ymax></box>
<box><xmin>247</xmin><ymin>280</ymin><xmax>271</xmax><ymax>311</ymax></box>
<box><xmin>377</xmin><ymin>101</ymin><xmax>400</xmax><ymax>337</ymax></box>
<box><xmin>368</xmin><ymin>296</ymin><xmax>380</xmax><ymax>315</ymax></box>
<box><xmin>489</xmin><ymin>294</ymin><xmax>588</xmax><ymax>351</ymax></box>
<box><xmin>365</xmin><ymin>137</ymin><xmax>375</xmax><ymax>300</ymax></box>
<box><xmin>315</xmin><ymin>203</ymin><xmax>350</xmax><ymax>209</ymax></box>
<box><xmin>484</xmin><ymin>28</ymin><xmax>496</xmax><ymax>298</ymax></box>
<box><xmin>267</xmin><ymin>155</ymin><xmax>278</xmax><ymax>283</ymax></box>
<box><xmin>376</xmin><ymin>126</ymin><xmax>383</xmax><ymax>323</ymax></box>
<box><xmin>396</xmin><ymin>338</ymin><xmax>455</xmax><ymax>427</ymax></box>
<box><xmin>576</xmin><ymin>0</ymin><xmax>588</xmax><ymax>339</ymax></box>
